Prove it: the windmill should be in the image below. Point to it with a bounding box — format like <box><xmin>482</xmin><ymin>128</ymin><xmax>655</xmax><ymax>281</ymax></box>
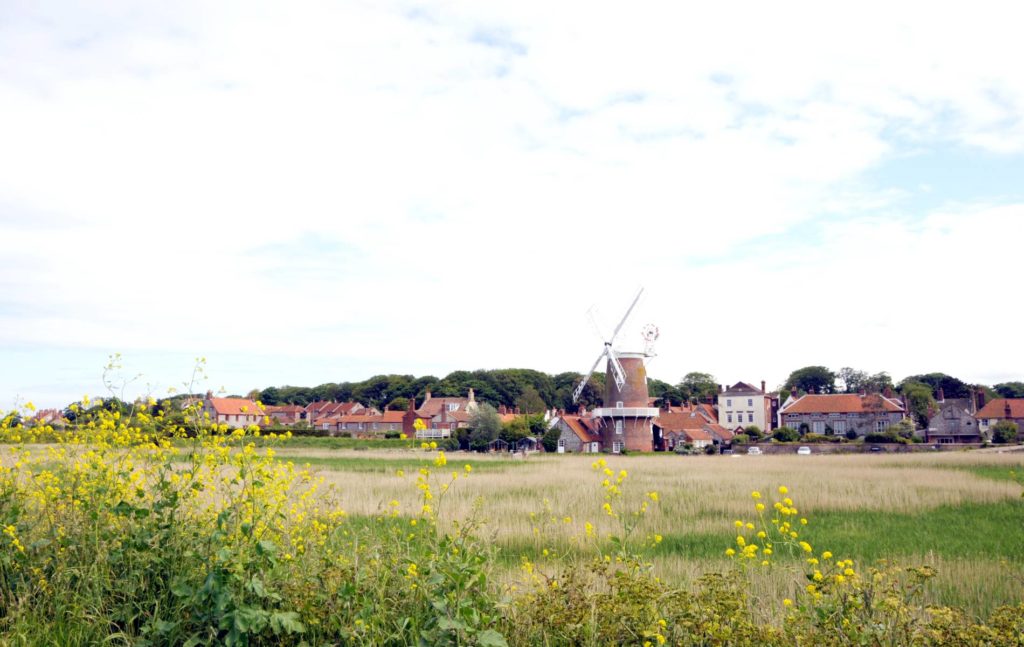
<box><xmin>571</xmin><ymin>288</ymin><xmax>663</xmax><ymax>453</ymax></box>
<box><xmin>571</xmin><ymin>288</ymin><xmax>644</xmax><ymax>403</ymax></box>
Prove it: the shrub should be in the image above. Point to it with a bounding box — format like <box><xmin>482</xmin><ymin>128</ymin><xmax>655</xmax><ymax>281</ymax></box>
<box><xmin>773</xmin><ymin>426</ymin><xmax>800</xmax><ymax>442</ymax></box>
<box><xmin>732</xmin><ymin>433</ymin><xmax>750</xmax><ymax>445</ymax></box>
<box><xmin>743</xmin><ymin>425</ymin><xmax>763</xmax><ymax>439</ymax></box>
<box><xmin>992</xmin><ymin>420</ymin><xmax>1019</xmax><ymax>444</ymax></box>
<box><xmin>845</xmin><ymin>428</ymin><xmax>859</xmax><ymax>440</ymax></box>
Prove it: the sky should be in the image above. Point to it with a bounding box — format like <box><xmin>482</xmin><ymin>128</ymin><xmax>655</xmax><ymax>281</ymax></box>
<box><xmin>2</xmin><ymin>1</ymin><xmax>1023</xmax><ymax>409</ymax></box>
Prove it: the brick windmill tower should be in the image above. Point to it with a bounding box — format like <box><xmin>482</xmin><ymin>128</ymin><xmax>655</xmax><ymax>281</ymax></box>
<box><xmin>572</xmin><ymin>288</ymin><xmax>661</xmax><ymax>453</ymax></box>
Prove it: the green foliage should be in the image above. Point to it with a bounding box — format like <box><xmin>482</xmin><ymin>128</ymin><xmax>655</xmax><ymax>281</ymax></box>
<box><xmin>469</xmin><ymin>404</ymin><xmax>502</xmax><ymax>451</ymax></box>
<box><xmin>514</xmin><ymin>385</ymin><xmax>546</xmax><ymax>415</ymax></box>
<box><xmin>837</xmin><ymin>367</ymin><xmax>893</xmax><ymax>394</ymax></box>
<box><xmin>541</xmin><ymin>427</ymin><xmax>561</xmax><ymax>453</ymax></box>
<box><xmin>995</xmin><ymin>382</ymin><xmax>1024</xmax><ymax>398</ymax></box>
<box><xmin>785</xmin><ymin>366</ymin><xmax>837</xmax><ymax>394</ymax></box>
<box><xmin>731</xmin><ymin>433</ymin><xmax>750</xmax><ymax>445</ymax></box>
<box><xmin>499</xmin><ymin>417</ymin><xmax>531</xmax><ymax>443</ymax></box>
<box><xmin>992</xmin><ymin>420</ymin><xmax>1019</xmax><ymax>444</ymax></box>
<box><xmin>901</xmin><ymin>381</ymin><xmax>937</xmax><ymax>428</ymax></box>
<box><xmin>773</xmin><ymin>426</ymin><xmax>800</xmax><ymax>442</ymax></box>
<box><xmin>889</xmin><ymin>418</ymin><xmax>917</xmax><ymax>439</ymax></box>
<box><xmin>743</xmin><ymin>425</ymin><xmax>762</xmax><ymax>439</ymax></box>
<box><xmin>677</xmin><ymin>371</ymin><xmax>718</xmax><ymax>403</ymax></box>
<box><xmin>899</xmin><ymin>372</ymin><xmax>970</xmax><ymax>399</ymax></box>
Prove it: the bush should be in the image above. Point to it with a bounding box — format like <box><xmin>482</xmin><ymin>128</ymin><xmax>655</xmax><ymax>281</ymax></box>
<box><xmin>732</xmin><ymin>433</ymin><xmax>750</xmax><ymax>445</ymax></box>
<box><xmin>743</xmin><ymin>425</ymin><xmax>763</xmax><ymax>439</ymax></box>
<box><xmin>992</xmin><ymin>420</ymin><xmax>1019</xmax><ymax>444</ymax></box>
<box><xmin>803</xmin><ymin>433</ymin><xmax>842</xmax><ymax>444</ymax></box>
<box><xmin>384</xmin><ymin>431</ymin><xmax>401</xmax><ymax>439</ymax></box>
<box><xmin>845</xmin><ymin>428</ymin><xmax>859</xmax><ymax>440</ymax></box>
<box><xmin>704</xmin><ymin>444</ymin><xmax>718</xmax><ymax>455</ymax></box>
<box><xmin>773</xmin><ymin>426</ymin><xmax>800</xmax><ymax>442</ymax></box>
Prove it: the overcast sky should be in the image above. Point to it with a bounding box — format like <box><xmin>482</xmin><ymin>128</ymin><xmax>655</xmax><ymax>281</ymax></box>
<box><xmin>2</xmin><ymin>1</ymin><xmax>1023</xmax><ymax>408</ymax></box>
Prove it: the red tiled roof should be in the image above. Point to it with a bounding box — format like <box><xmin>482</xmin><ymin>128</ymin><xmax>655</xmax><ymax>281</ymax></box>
<box><xmin>654</xmin><ymin>412</ymin><xmax>713</xmax><ymax>432</ymax></box>
<box><xmin>266</xmin><ymin>405</ymin><xmax>304</xmax><ymax>414</ymax></box>
<box><xmin>208</xmin><ymin>398</ymin><xmax>263</xmax><ymax>416</ymax></box>
<box><xmin>562</xmin><ymin>415</ymin><xmax>600</xmax><ymax>443</ymax></box>
<box><xmin>784</xmin><ymin>394</ymin><xmax>903</xmax><ymax>414</ymax></box>
<box><xmin>417</xmin><ymin>397</ymin><xmax>470</xmax><ymax>417</ymax></box>
<box><xmin>976</xmin><ymin>399</ymin><xmax>1024</xmax><ymax>419</ymax></box>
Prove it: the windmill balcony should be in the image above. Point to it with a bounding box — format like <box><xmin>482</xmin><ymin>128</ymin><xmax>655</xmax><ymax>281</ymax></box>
<box><xmin>592</xmin><ymin>407</ymin><xmax>661</xmax><ymax>418</ymax></box>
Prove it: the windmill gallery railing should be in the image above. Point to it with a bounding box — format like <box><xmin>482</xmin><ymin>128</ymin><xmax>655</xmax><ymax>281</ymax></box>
<box><xmin>591</xmin><ymin>407</ymin><xmax>662</xmax><ymax>418</ymax></box>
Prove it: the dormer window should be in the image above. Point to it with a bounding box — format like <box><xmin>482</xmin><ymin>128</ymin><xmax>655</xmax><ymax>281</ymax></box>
<box><xmin>446</xmin><ymin>403</ymin><xmax>458</xmax><ymax>411</ymax></box>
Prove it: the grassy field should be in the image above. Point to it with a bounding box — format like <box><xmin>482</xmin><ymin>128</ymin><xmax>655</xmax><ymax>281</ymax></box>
<box><xmin>272</xmin><ymin>446</ymin><xmax>1024</xmax><ymax>617</ymax></box>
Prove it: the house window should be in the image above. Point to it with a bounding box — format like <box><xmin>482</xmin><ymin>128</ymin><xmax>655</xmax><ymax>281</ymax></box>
<box><xmin>747</xmin><ymin>398</ymin><xmax>753</xmax><ymax>407</ymax></box>
<box><xmin>727</xmin><ymin>399</ymin><xmax>732</xmax><ymax>407</ymax></box>
<box><xmin>833</xmin><ymin>421</ymin><xmax>846</xmax><ymax>435</ymax></box>
<box><xmin>876</xmin><ymin>420</ymin><xmax>889</xmax><ymax>432</ymax></box>
<box><xmin>615</xmin><ymin>420</ymin><xmax>623</xmax><ymax>435</ymax></box>
<box><xmin>812</xmin><ymin>421</ymin><xmax>825</xmax><ymax>434</ymax></box>
<box><xmin>747</xmin><ymin>412</ymin><xmax>754</xmax><ymax>423</ymax></box>
<box><xmin>612</xmin><ymin>441</ymin><xmax>623</xmax><ymax>454</ymax></box>
<box><xmin>557</xmin><ymin>438</ymin><xmax>565</xmax><ymax>448</ymax></box>
<box><xmin>727</xmin><ymin>413</ymin><xmax>733</xmax><ymax>424</ymax></box>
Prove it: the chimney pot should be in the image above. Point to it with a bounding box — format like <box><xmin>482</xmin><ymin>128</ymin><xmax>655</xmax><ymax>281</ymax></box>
<box><xmin>761</xmin><ymin>380</ymin><xmax>766</xmax><ymax>393</ymax></box>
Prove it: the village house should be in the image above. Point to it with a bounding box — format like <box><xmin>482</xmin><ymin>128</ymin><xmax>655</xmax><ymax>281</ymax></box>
<box><xmin>413</xmin><ymin>389</ymin><xmax>479</xmax><ymax>439</ymax></box>
<box><xmin>975</xmin><ymin>398</ymin><xmax>1024</xmax><ymax>438</ymax></box>
<box><xmin>778</xmin><ymin>392</ymin><xmax>906</xmax><ymax>437</ymax></box>
<box><xmin>653</xmin><ymin>409</ymin><xmax>733</xmax><ymax>451</ymax></box>
<box><xmin>717</xmin><ymin>381</ymin><xmax>778</xmax><ymax>432</ymax></box>
<box><xmin>316</xmin><ymin>410</ymin><xmax>407</xmax><ymax>436</ymax></box>
<box><xmin>304</xmin><ymin>401</ymin><xmax>364</xmax><ymax>424</ymax></box>
<box><xmin>202</xmin><ymin>395</ymin><xmax>265</xmax><ymax>429</ymax></box>
<box><xmin>264</xmin><ymin>404</ymin><xmax>305</xmax><ymax>426</ymax></box>
<box><xmin>549</xmin><ymin>409</ymin><xmax>602</xmax><ymax>453</ymax></box>
<box><xmin>926</xmin><ymin>389</ymin><xmax>984</xmax><ymax>444</ymax></box>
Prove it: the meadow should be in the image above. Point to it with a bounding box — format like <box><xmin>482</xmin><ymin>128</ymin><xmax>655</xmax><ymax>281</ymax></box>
<box><xmin>2</xmin><ymin>407</ymin><xmax>1023</xmax><ymax>645</ymax></box>
<box><xmin>274</xmin><ymin>445</ymin><xmax>1024</xmax><ymax>617</ymax></box>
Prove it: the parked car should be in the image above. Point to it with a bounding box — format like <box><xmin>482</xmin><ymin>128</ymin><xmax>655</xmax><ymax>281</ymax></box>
<box><xmin>869</xmin><ymin>445</ymin><xmax>884</xmax><ymax>452</ymax></box>
<box><xmin>797</xmin><ymin>446</ymin><xmax>812</xmax><ymax>455</ymax></box>
<box><xmin>721</xmin><ymin>448</ymin><xmax>734</xmax><ymax>455</ymax></box>
<box><xmin>747</xmin><ymin>446</ymin><xmax>763</xmax><ymax>455</ymax></box>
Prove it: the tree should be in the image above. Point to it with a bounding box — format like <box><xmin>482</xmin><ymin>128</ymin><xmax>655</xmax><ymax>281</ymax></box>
<box><xmin>499</xmin><ymin>417</ymin><xmax>531</xmax><ymax>443</ymax></box>
<box><xmin>468</xmin><ymin>404</ymin><xmax>502</xmax><ymax>451</ymax></box>
<box><xmin>678</xmin><ymin>372</ymin><xmax>718</xmax><ymax>403</ymax></box>
<box><xmin>900</xmin><ymin>382</ymin><xmax>936</xmax><ymax>429</ymax></box>
<box><xmin>991</xmin><ymin>420</ymin><xmax>1019</xmax><ymax>444</ymax></box>
<box><xmin>838</xmin><ymin>368</ymin><xmax>893</xmax><ymax>394</ymax></box>
<box><xmin>994</xmin><ymin>382</ymin><xmax>1024</xmax><ymax>399</ymax></box>
<box><xmin>515</xmin><ymin>385</ymin><xmax>547</xmax><ymax>415</ymax></box>
<box><xmin>784</xmin><ymin>366</ymin><xmax>836</xmax><ymax>395</ymax></box>
<box><xmin>541</xmin><ymin>427</ymin><xmax>561</xmax><ymax>453</ymax></box>
<box><xmin>898</xmin><ymin>373</ymin><xmax>970</xmax><ymax>399</ymax></box>
<box><xmin>744</xmin><ymin>425</ymin><xmax>763</xmax><ymax>440</ymax></box>
<box><xmin>386</xmin><ymin>397</ymin><xmax>410</xmax><ymax>412</ymax></box>
<box><xmin>648</xmin><ymin>379</ymin><xmax>683</xmax><ymax>407</ymax></box>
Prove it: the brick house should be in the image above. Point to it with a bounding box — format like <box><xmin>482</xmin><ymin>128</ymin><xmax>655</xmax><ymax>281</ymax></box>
<box><xmin>304</xmin><ymin>401</ymin><xmax>364</xmax><ymax>425</ymax></box>
<box><xmin>203</xmin><ymin>396</ymin><xmax>265</xmax><ymax>429</ymax></box>
<box><xmin>413</xmin><ymin>389</ymin><xmax>479</xmax><ymax>439</ymax></box>
<box><xmin>975</xmin><ymin>399</ymin><xmax>1024</xmax><ymax>438</ymax></box>
<box><xmin>653</xmin><ymin>410</ymin><xmax>732</xmax><ymax>450</ymax></box>
<box><xmin>778</xmin><ymin>393</ymin><xmax>906</xmax><ymax>437</ymax></box>
<box><xmin>264</xmin><ymin>405</ymin><xmax>305</xmax><ymax>426</ymax></box>
<box><xmin>319</xmin><ymin>410</ymin><xmax>407</xmax><ymax>437</ymax></box>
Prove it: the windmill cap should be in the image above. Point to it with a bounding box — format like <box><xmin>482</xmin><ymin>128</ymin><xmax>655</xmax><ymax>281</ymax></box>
<box><xmin>612</xmin><ymin>351</ymin><xmax>647</xmax><ymax>360</ymax></box>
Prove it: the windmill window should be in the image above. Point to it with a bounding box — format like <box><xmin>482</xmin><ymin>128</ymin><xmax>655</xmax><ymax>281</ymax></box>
<box><xmin>612</xmin><ymin>441</ymin><xmax>623</xmax><ymax>454</ymax></box>
<box><xmin>616</xmin><ymin>401</ymin><xmax>623</xmax><ymax>408</ymax></box>
<box><xmin>615</xmin><ymin>420</ymin><xmax>623</xmax><ymax>435</ymax></box>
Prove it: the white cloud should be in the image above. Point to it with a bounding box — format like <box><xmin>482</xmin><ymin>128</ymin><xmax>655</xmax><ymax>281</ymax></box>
<box><xmin>1</xmin><ymin>0</ymin><xmax>1023</xmax><ymax>405</ymax></box>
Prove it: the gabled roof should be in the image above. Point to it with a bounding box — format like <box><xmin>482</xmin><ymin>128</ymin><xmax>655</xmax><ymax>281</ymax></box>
<box><xmin>654</xmin><ymin>411</ymin><xmax>714</xmax><ymax>432</ymax></box>
<box><xmin>783</xmin><ymin>394</ymin><xmax>903</xmax><ymax>414</ymax></box>
<box><xmin>562</xmin><ymin>415</ymin><xmax>601</xmax><ymax>443</ymax></box>
<box><xmin>207</xmin><ymin>398</ymin><xmax>263</xmax><ymax>416</ymax></box>
<box><xmin>722</xmin><ymin>382</ymin><xmax>763</xmax><ymax>396</ymax></box>
<box><xmin>417</xmin><ymin>397</ymin><xmax>470</xmax><ymax>417</ymax></box>
<box><xmin>266</xmin><ymin>405</ymin><xmax>304</xmax><ymax>414</ymax></box>
<box><xmin>976</xmin><ymin>399</ymin><xmax>1024</xmax><ymax>419</ymax></box>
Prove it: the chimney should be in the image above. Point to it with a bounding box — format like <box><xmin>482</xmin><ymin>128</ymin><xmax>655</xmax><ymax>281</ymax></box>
<box><xmin>976</xmin><ymin>390</ymin><xmax>987</xmax><ymax>412</ymax></box>
<box><xmin>468</xmin><ymin>388</ymin><xmax>475</xmax><ymax>402</ymax></box>
<box><xmin>968</xmin><ymin>388</ymin><xmax>977</xmax><ymax>414</ymax></box>
<box><xmin>424</xmin><ymin>390</ymin><xmax>432</xmax><ymax>403</ymax></box>
<box><xmin>578</xmin><ymin>404</ymin><xmax>585</xmax><ymax>416</ymax></box>
<box><xmin>883</xmin><ymin>386</ymin><xmax>893</xmax><ymax>398</ymax></box>
<box><xmin>937</xmin><ymin>387</ymin><xmax>945</xmax><ymax>402</ymax></box>
<box><xmin>514</xmin><ymin>406</ymin><xmax>521</xmax><ymax>415</ymax></box>
<box><xmin>205</xmin><ymin>390</ymin><xmax>213</xmax><ymax>400</ymax></box>
<box><xmin>719</xmin><ymin>384</ymin><xmax>724</xmax><ymax>393</ymax></box>
<box><xmin>761</xmin><ymin>380</ymin><xmax>766</xmax><ymax>394</ymax></box>
<box><xmin>1006</xmin><ymin>402</ymin><xmax>1012</xmax><ymax>418</ymax></box>
<box><xmin>407</xmin><ymin>398</ymin><xmax>416</xmax><ymax>411</ymax></box>
<box><xmin>498</xmin><ymin>405</ymin><xmax>506</xmax><ymax>415</ymax></box>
